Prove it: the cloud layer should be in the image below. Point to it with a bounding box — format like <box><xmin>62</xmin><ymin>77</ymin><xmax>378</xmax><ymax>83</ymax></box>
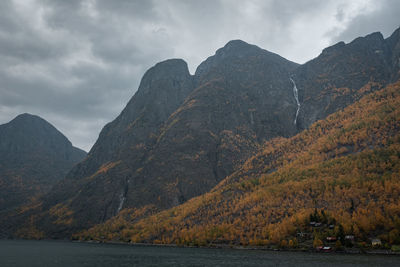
<box><xmin>0</xmin><ymin>0</ymin><xmax>399</xmax><ymax>151</ymax></box>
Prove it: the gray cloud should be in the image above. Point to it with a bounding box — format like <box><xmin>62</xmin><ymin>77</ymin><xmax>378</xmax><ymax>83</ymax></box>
<box><xmin>0</xmin><ymin>0</ymin><xmax>399</xmax><ymax>151</ymax></box>
<box><xmin>332</xmin><ymin>0</ymin><xmax>400</xmax><ymax>42</ymax></box>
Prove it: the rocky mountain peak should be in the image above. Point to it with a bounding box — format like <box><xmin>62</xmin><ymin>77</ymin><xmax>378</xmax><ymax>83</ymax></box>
<box><xmin>101</xmin><ymin>58</ymin><xmax>194</xmax><ymax>136</ymax></box>
<box><xmin>138</xmin><ymin>58</ymin><xmax>191</xmax><ymax>93</ymax></box>
<box><xmin>321</xmin><ymin>32</ymin><xmax>385</xmax><ymax>57</ymax></box>
<box><xmin>7</xmin><ymin>113</ymin><xmax>56</xmax><ymax>131</ymax></box>
<box><xmin>321</xmin><ymin>41</ymin><xmax>345</xmax><ymax>54</ymax></box>
<box><xmin>59</xmin><ymin>58</ymin><xmax>195</xmax><ymax>201</ymax></box>
<box><xmin>364</xmin><ymin>31</ymin><xmax>384</xmax><ymax>41</ymax></box>
<box><xmin>13</xmin><ymin>112</ymin><xmax>43</xmax><ymax>121</ymax></box>
<box><xmin>348</xmin><ymin>31</ymin><xmax>385</xmax><ymax>52</ymax></box>
<box><xmin>194</xmin><ymin>40</ymin><xmax>259</xmax><ymax>78</ymax></box>
<box><xmin>216</xmin><ymin>39</ymin><xmax>259</xmax><ymax>55</ymax></box>
<box><xmin>12</xmin><ymin>27</ymin><xmax>400</xmax><ymax>239</ymax></box>
<box><xmin>0</xmin><ymin>113</ymin><xmax>79</xmax><ymax>153</ymax></box>
<box><xmin>0</xmin><ymin>113</ymin><xmax>86</xmax><ymax>212</ymax></box>
<box><xmin>387</xmin><ymin>26</ymin><xmax>400</xmax><ymax>45</ymax></box>
<box><xmin>195</xmin><ymin>39</ymin><xmax>298</xmax><ymax>85</ymax></box>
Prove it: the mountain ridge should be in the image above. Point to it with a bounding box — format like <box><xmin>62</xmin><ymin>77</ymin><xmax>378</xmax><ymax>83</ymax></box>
<box><xmin>78</xmin><ymin>80</ymin><xmax>400</xmax><ymax>248</ymax></box>
<box><xmin>37</xmin><ymin>37</ymin><xmax>300</xmax><ymax>236</ymax></box>
<box><xmin>4</xmin><ymin>26</ymin><xmax>400</xmax><ymax>240</ymax></box>
<box><xmin>0</xmin><ymin>113</ymin><xmax>86</xmax><ymax>213</ymax></box>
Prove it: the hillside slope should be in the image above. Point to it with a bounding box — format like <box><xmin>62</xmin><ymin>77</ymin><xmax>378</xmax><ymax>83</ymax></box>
<box><xmin>79</xmin><ymin>81</ymin><xmax>400</xmax><ymax>249</ymax></box>
<box><xmin>18</xmin><ymin>41</ymin><xmax>300</xmax><ymax>238</ymax></box>
<box><xmin>0</xmin><ymin>114</ymin><xmax>86</xmax><ymax>212</ymax></box>
<box><xmin>7</xmin><ymin>27</ymin><xmax>400</xmax><ymax>239</ymax></box>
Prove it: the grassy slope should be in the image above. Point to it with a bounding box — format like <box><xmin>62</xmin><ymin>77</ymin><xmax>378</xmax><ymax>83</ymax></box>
<box><xmin>78</xmin><ymin>81</ymin><xmax>400</xmax><ymax>249</ymax></box>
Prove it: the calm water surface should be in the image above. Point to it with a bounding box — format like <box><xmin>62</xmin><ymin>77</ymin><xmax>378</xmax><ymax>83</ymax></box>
<box><xmin>1</xmin><ymin>239</ymin><xmax>400</xmax><ymax>266</ymax></box>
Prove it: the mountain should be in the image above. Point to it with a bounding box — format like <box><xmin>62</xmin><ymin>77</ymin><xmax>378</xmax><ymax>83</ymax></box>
<box><xmin>0</xmin><ymin>113</ymin><xmax>86</xmax><ymax>212</ymax></box>
<box><xmin>8</xmin><ymin>27</ymin><xmax>400</xmax><ymax>239</ymax></box>
<box><xmin>294</xmin><ymin>28</ymin><xmax>400</xmax><ymax>130</ymax></box>
<box><xmin>79</xmin><ymin>80</ymin><xmax>400</xmax><ymax>248</ymax></box>
<box><xmin>121</xmin><ymin>40</ymin><xmax>299</xmax><ymax>209</ymax></box>
<box><xmin>22</xmin><ymin>41</ymin><xmax>300</xmax><ymax>237</ymax></box>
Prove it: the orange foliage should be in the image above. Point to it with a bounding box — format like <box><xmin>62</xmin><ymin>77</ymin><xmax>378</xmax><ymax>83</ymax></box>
<box><xmin>77</xmin><ymin>81</ymin><xmax>400</xmax><ymax>248</ymax></box>
<box><xmin>90</xmin><ymin>161</ymin><xmax>121</xmax><ymax>178</ymax></box>
<box><xmin>49</xmin><ymin>203</ymin><xmax>74</xmax><ymax>225</ymax></box>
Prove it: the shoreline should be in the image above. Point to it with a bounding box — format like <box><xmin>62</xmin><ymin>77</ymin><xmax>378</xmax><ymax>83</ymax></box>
<box><xmin>70</xmin><ymin>239</ymin><xmax>400</xmax><ymax>256</ymax></box>
<box><xmin>2</xmin><ymin>237</ymin><xmax>400</xmax><ymax>256</ymax></box>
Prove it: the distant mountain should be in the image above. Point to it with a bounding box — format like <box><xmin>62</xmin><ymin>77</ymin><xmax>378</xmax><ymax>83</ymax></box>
<box><xmin>0</xmin><ymin>113</ymin><xmax>86</xmax><ymax>212</ymax></box>
<box><xmin>80</xmin><ymin>80</ymin><xmax>400</xmax><ymax>248</ymax></box>
<box><xmin>7</xmin><ymin>27</ymin><xmax>400</xmax><ymax>239</ymax></box>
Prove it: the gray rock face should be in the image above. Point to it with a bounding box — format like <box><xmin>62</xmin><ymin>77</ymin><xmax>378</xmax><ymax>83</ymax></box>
<box><xmin>11</xmin><ymin>27</ymin><xmax>400</xmax><ymax>238</ymax></box>
<box><xmin>65</xmin><ymin>59</ymin><xmax>194</xmax><ymax>181</ymax></box>
<box><xmin>386</xmin><ymin>27</ymin><xmax>400</xmax><ymax>82</ymax></box>
<box><xmin>294</xmin><ymin>30</ymin><xmax>400</xmax><ymax>130</ymax></box>
<box><xmin>0</xmin><ymin>113</ymin><xmax>86</xmax><ymax>212</ymax></box>
<box><xmin>123</xmin><ymin>40</ymin><xmax>299</xmax><ymax>210</ymax></box>
<box><xmin>42</xmin><ymin>59</ymin><xmax>196</xmax><ymax>233</ymax></box>
<box><xmin>37</xmin><ymin>41</ymin><xmax>300</xmax><ymax>236</ymax></box>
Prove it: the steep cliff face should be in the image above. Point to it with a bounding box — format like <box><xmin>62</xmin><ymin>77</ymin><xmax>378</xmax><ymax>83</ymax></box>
<box><xmin>386</xmin><ymin>27</ymin><xmax>400</xmax><ymax>81</ymax></box>
<box><xmin>294</xmin><ymin>29</ymin><xmax>400</xmax><ymax>130</ymax></box>
<box><xmin>66</xmin><ymin>59</ymin><xmax>194</xmax><ymax>181</ymax></box>
<box><xmin>82</xmin><ymin>80</ymin><xmax>400</xmax><ymax>246</ymax></box>
<box><xmin>124</xmin><ymin>40</ymin><xmax>299</xmax><ymax>210</ymax></box>
<box><xmin>9</xmin><ymin>27</ymin><xmax>400</xmax><ymax>239</ymax></box>
<box><xmin>0</xmin><ymin>114</ymin><xmax>86</xmax><ymax>212</ymax></box>
<box><xmin>30</xmin><ymin>41</ymin><xmax>299</xmax><ymax>236</ymax></box>
<box><xmin>40</xmin><ymin>59</ymin><xmax>196</xmax><ymax>233</ymax></box>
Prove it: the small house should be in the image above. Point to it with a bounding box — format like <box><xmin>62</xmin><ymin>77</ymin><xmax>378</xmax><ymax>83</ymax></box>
<box><xmin>322</xmin><ymin>246</ymin><xmax>332</xmax><ymax>252</ymax></box>
<box><xmin>326</xmin><ymin>236</ymin><xmax>337</xmax><ymax>242</ymax></box>
<box><xmin>345</xmin><ymin>235</ymin><xmax>354</xmax><ymax>241</ymax></box>
<box><xmin>371</xmin><ymin>238</ymin><xmax>382</xmax><ymax>246</ymax></box>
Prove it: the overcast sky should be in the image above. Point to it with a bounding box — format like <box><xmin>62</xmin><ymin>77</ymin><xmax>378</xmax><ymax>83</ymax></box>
<box><xmin>0</xmin><ymin>0</ymin><xmax>399</xmax><ymax>151</ymax></box>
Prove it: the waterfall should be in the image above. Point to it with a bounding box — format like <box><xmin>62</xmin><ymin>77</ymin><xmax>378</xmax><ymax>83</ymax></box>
<box><xmin>290</xmin><ymin>77</ymin><xmax>301</xmax><ymax>125</ymax></box>
<box><xmin>117</xmin><ymin>192</ymin><xmax>125</xmax><ymax>213</ymax></box>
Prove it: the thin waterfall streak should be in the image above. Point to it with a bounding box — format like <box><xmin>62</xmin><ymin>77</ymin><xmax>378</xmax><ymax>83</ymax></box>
<box><xmin>117</xmin><ymin>193</ymin><xmax>125</xmax><ymax>213</ymax></box>
<box><xmin>290</xmin><ymin>77</ymin><xmax>301</xmax><ymax>125</ymax></box>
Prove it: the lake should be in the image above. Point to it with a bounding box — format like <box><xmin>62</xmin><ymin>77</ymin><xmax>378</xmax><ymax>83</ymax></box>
<box><xmin>1</xmin><ymin>240</ymin><xmax>400</xmax><ymax>266</ymax></box>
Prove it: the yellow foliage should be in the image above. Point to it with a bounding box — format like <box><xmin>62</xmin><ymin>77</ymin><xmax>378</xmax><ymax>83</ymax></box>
<box><xmin>49</xmin><ymin>203</ymin><xmax>74</xmax><ymax>225</ymax></box>
<box><xmin>90</xmin><ymin>161</ymin><xmax>121</xmax><ymax>179</ymax></box>
<box><xmin>77</xmin><ymin>81</ymin><xmax>400</xmax><ymax>248</ymax></box>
